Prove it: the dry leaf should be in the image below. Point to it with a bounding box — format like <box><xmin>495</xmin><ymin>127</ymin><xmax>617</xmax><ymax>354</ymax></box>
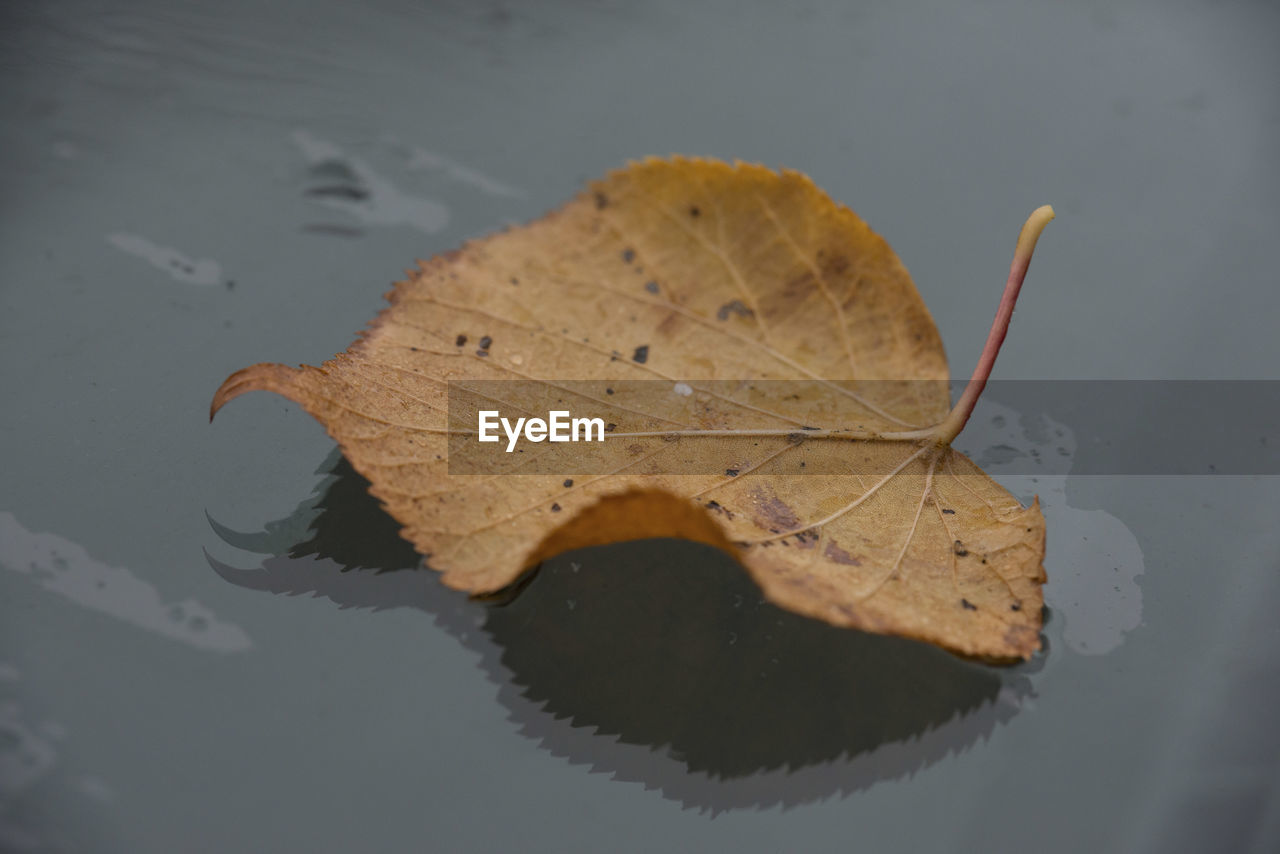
<box><xmin>212</xmin><ymin>157</ymin><xmax>1053</xmax><ymax>662</ymax></box>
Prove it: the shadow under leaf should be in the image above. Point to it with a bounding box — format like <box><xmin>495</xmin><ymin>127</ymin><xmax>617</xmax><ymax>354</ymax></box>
<box><xmin>206</xmin><ymin>450</ymin><xmax>1040</xmax><ymax>811</ymax></box>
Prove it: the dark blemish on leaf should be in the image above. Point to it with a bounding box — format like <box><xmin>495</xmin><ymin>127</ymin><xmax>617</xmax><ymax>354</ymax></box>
<box><xmin>725</xmin><ymin>469</ymin><xmax>740</xmax><ymax>477</ymax></box>
<box><xmin>605</xmin><ymin>423</ymin><xmax>616</xmax><ymax>432</ymax></box>
<box><xmin>1010</xmin><ymin>602</ymin><xmax>1022</xmax><ymax>612</ymax></box>
<box><xmin>755</xmin><ymin>497</ymin><xmax>800</xmax><ymax>530</ymax></box>
<box><xmin>632</xmin><ymin>345</ymin><xmax>649</xmax><ymax>363</ymax></box>
<box><xmin>824</xmin><ymin>542</ymin><xmax>862</xmax><ymax>566</ymax></box>
<box><xmin>801</xmin><ymin>425</ymin><xmax>820</xmax><ymax>431</ymax></box>
<box><xmin>689</xmin><ymin>205</ymin><xmax>700</xmax><ymax>218</ymax></box>
<box><xmin>820</xmin><ymin>254</ymin><xmax>850</xmax><ymax>276</ymax></box>
<box><xmin>455</xmin><ymin>334</ymin><xmax>467</xmax><ymax>347</ymax></box>
<box><xmin>656</xmin><ymin>310</ymin><xmax>680</xmax><ymax>336</ymax></box>
<box><xmin>622</xmin><ymin>248</ymin><xmax>635</xmax><ymax>263</ymax></box>
<box><xmin>794</xmin><ymin>529</ymin><xmax>819</xmax><ymax>549</ymax></box>
<box><xmin>479</xmin><ymin>335</ymin><xmax>493</xmax><ymax>350</ymax></box>
<box><xmin>961</xmin><ymin>599</ymin><xmax>977</xmax><ymax>611</ymax></box>
<box><xmin>225</xmin><ymin>279</ymin><xmax>235</xmax><ymax>290</ymax></box>
<box><xmin>563</xmin><ymin>479</ymin><xmax>573</xmax><ymax>488</ymax></box>
<box><xmin>786</xmin><ymin>432</ymin><xmax>806</xmax><ymax>444</ymax></box>
<box><xmin>953</xmin><ymin>540</ymin><xmax>968</xmax><ymax>557</ymax></box>
<box><xmin>942</xmin><ymin>508</ymin><xmax>956</xmax><ymax>515</ymax></box>
<box><xmin>784</xmin><ymin>269</ymin><xmax>816</xmax><ymax>298</ymax></box>
<box><xmin>550</xmin><ymin>503</ymin><xmax>561</xmax><ymax>513</ymax></box>
<box><xmin>716</xmin><ymin>300</ymin><xmax>754</xmax><ymax>321</ymax></box>
<box><xmin>645</xmin><ymin>280</ymin><xmax>659</xmax><ymax>294</ymax></box>
<box><xmin>594</xmin><ymin>192</ymin><xmax>608</xmax><ymax>209</ymax></box>
<box><xmin>510</xmin><ymin>277</ymin><xmax>519</xmax><ymax>285</ymax></box>
<box><xmin>475</xmin><ymin>350</ymin><xmax>489</xmax><ymax>357</ymax></box>
<box><xmin>306</xmin><ymin>185</ymin><xmax>370</xmax><ymax>201</ymax></box>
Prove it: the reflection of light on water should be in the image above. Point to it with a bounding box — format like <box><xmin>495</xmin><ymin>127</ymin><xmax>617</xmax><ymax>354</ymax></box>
<box><xmin>107</xmin><ymin>233</ymin><xmax>224</xmax><ymax>286</ymax></box>
<box><xmin>0</xmin><ymin>671</ymin><xmax>61</xmax><ymax>852</ymax></box>
<box><xmin>0</xmin><ymin>665</ymin><xmax>115</xmax><ymax>851</ymax></box>
<box><xmin>0</xmin><ymin>700</ymin><xmax>57</xmax><ymax>798</ymax></box>
<box><xmin>293</xmin><ymin>129</ymin><xmax>451</xmax><ymax>233</ymax></box>
<box><xmin>0</xmin><ymin>512</ymin><xmax>251</xmax><ymax>653</ymax></box>
<box><xmin>958</xmin><ymin>400</ymin><xmax>1145</xmax><ymax>656</ymax></box>
<box><xmin>381</xmin><ymin>134</ymin><xmax>524</xmax><ymax>198</ymax></box>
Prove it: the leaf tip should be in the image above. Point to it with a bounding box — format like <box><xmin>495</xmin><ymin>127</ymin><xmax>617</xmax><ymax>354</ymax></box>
<box><xmin>210</xmin><ymin>363</ymin><xmax>302</xmax><ymax>421</ymax></box>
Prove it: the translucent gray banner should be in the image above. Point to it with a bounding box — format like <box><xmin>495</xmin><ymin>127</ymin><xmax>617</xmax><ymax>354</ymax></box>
<box><xmin>444</xmin><ymin>380</ymin><xmax>1280</xmax><ymax>475</ymax></box>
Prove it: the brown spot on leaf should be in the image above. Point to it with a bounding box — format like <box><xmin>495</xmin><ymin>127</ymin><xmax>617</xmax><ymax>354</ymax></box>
<box><xmin>750</xmin><ymin>495</ymin><xmax>800</xmax><ymax>531</ymax></box>
<box><xmin>823</xmin><ymin>541</ymin><xmax>862</xmax><ymax>566</ymax></box>
<box><xmin>716</xmin><ymin>300</ymin><xmax>754</xmax><ymax>321</ymax></box>
<box><xmin>793</xmin><ymin>529</ymin><xmax>819</xmax><ymax>549</ymax></box>
<box><xmin>820</xmin><ymin>253</ymin><xmax>850</xmax><ymax>276</ymax></box>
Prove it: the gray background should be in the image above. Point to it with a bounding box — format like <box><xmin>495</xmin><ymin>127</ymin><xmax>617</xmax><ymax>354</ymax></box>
<box><xmin>2</xmin><ymin>0</ymin><xmax>1278</xmax><ymax>851</ymax></box>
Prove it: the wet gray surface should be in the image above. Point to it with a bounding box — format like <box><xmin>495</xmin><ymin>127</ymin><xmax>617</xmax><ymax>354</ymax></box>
<box><xmin>2</xmin><ymin>0</ymin><xmax>1278</xmax><ymax>851</ymax></box>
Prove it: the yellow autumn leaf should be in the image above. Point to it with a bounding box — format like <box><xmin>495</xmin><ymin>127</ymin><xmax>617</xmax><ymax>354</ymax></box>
<box><xmin>212</xmin><ymin>157</ymin><xmax>1053</xmax><ymax>661</ymax></box>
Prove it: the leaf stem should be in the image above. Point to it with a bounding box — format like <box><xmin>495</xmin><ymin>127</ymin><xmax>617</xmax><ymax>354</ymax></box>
<box><xmin>931</xmin><ymin>205</ymin><xmax>1055</xmax><ymax>446</ymax></box>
